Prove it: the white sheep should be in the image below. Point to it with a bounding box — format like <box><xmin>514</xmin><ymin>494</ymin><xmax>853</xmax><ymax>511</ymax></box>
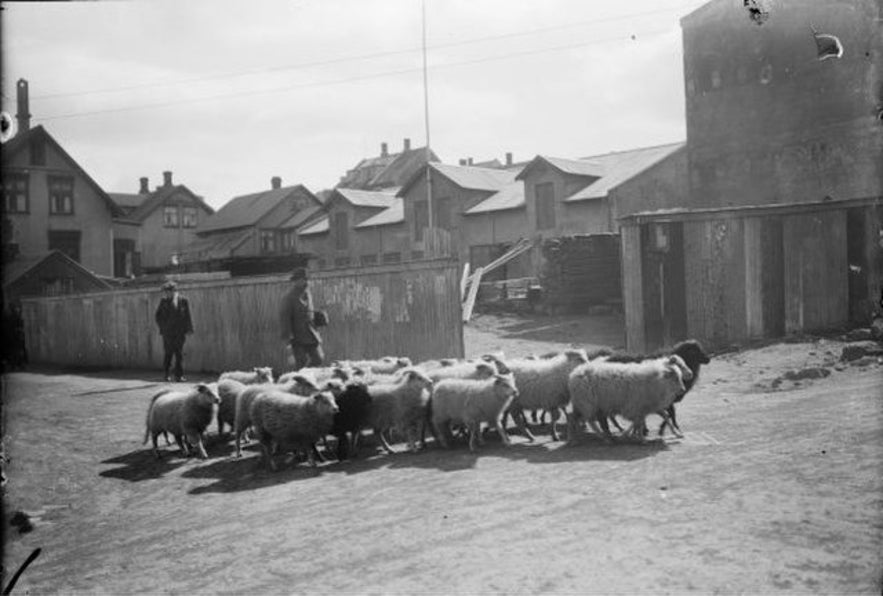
<box><xmin>218</xmin><ymin>366</ymin><xmax>274</xmax><ymax>385</ymax></box>
<box><xmin>216</xmin><ymin>378</ymin><xmax>247</xmax><ymax>436</ymax></box>
<box><xmin>143</xmin><ymin>383</ymin><xmax>221</xmax><ymax>459</ymax></box>
<box><xmin>333</xmin><ymin>356</ymin><xmax>413</xmax><ymax>375</ymax></box>
<box><xmin>364</xmin><ymin>368</ymin><xmax>434</xmax><ymax>454</ymax></box>
<box><xmin>277</xmin><ymin>366</ymin><xmax>354</xmax><ymax>386</ymax></box>
<box><xmin>249</xmin><ymin>388</ymin><xmax>339</xmax><ymax>470</ymax></box>
<box><xmin>431</xmin><ymin>373</ymin><xmax>519</xmax><ymax>452</ymax></box>
<box><xmin>566</xmin><ymin>355</ymin><xmax>690</xmax><ymax>444</ymax></box>
<box><xmin>232</xmin><ymin>374</ymin><xmax>318</xmax><ymax>457</ymax></box>
<box><xmin>503</xmin><ymin>349</ymin><xmax>590</xmax><ymax>442</ymax></box>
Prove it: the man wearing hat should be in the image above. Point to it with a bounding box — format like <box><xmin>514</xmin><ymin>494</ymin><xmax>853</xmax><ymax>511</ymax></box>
<box><xmin>280</xmin><ymin>267</ymin><xmax>325</xmax><ymax>370</ymax></box>
<box><xmin>155</xmin><ymin>280</ymin><xmax>194</xmax><ymax>382</ymax></box>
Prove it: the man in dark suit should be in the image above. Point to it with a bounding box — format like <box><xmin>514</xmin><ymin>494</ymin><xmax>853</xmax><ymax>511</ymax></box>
<box><xmin>280</xmin><ymin>267</ymin><xmax>325</xmax><ymax>370</ymax></box>
<box><xmin>155</xmin><ymin>280</ymin><xmax>194</xmax><ymax>382</ymax></box>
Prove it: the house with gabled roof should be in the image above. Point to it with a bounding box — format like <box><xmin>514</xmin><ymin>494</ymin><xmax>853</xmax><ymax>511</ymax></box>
<box><xmin>297</xmin><ymin>187</ymin><xmax>405</xmax><ymax>268</ymax></box>
<box><xmin>337</xmin><ymin>138</ymin><xmax>439</xmax><ymax>191</ymax></box>
<box><xmin>182</xmin><ymin>176</ymin><xmax>323</xmax><ymax>267</ymax></box>
<box><xmin>108</xmin><ymin>171</ymin><xmax>214</xmax><ymax>275</ymax></box>
<box><xmin>398</xmin><ymin>162</ymin><xmax>531</xmax><ymax>279</ymax></box>
<box><xmin>3</xmin><ymin>249</ymin><xmax>112</xmax><ymax>305</ymax></box>
<box><xmin>1</xmin><ymin>83</ymin><xmax>125</xmax><ymax>279</ymax></box>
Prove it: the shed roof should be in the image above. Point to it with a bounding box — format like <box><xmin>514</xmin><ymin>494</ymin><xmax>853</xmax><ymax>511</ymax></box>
<box><xmin>355</xmin><ymin>199</ymin><xmax>404</xmax><ymax>228</ymax></box>
<box><xmin>298</xmin><ymin>216</ymin><xmax>330</xmax><ymax>236</ymax></box>
<box><xmin>565</xmin><ymin>143</ymin><xmax>685</xmax><ymax>202</ymax></box>
<box><xmin>179</xmin><ymin>228</ymin><xmax>253</xmax><ymax>260</ymax></box>
<box><xmin>2</xmin><ymin>250</ymin><xmax>112</xmax><ymax>292</ymax></box>
<box><xmin>332</xmin><ymin>188</ymin><xmax>399</xmax><ymax>209</ymax></box>
<box><xmin>516</xmin><ymin>155</ymin><xmax>605</xmax><ymax>181</ymax></box>
<box><xmin>464</xmin><ymin>181</ymin><xmax>525</xmax><ymax>215</ymax></box>
<box><xmin>200</xmin><ymin>184</ymin><xmax>314</xmax><ymax>233</ymax></box>
<box><xmin>337</xmin><ymin>145</ymin><xmax>440</xmax><ymax>190</ymax></box>
<box><xmin>398</xmin><ymin>162</ymin><xmax>518</xmax><ymax>198</ymax></box>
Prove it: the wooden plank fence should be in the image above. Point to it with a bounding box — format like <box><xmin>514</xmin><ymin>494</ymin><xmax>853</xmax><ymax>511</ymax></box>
<box><xmin>20</xmin><ymin>258</ymin><xmax>464</xmax><ymax>374</ymax></box>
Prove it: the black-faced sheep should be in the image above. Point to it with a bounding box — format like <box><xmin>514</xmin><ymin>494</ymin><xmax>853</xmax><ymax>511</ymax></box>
<box><xmin>566</xmin><ymin>355</ymin><xmax>689</xmax><ymax>444</ymax></box>
<box><xmin>249</xmin><ymin>389</ymin><xmax>339</xmax><ymax>470</ymax></box>
<box><xmin>218</xmin><ymin>366</ymin><xmax>274</xmax><ymax>385</ymax></box>
<box><xmin>599</xmin><ymin>339</ymin><xmax>710</xmax><ymax>436</ymax></box>
<box><xmin>328</xmin><ymin>381</ymin><xmax>373</xmax><ymax>460</ymax></box>
<box><xmin>364</xmin><ymin>368</ymin><xmax>434</xmax><ymax>454</ymax></box>
<box><xmin>431</xmin><ymin>373</ymin><xmax>519</xmax><ymax>452</ymax></box>
<box><xmin>144</xmin><ymin>383</ymin><xmax>221</xmax><ymax>459</ymax></box>
<box><xmin>504</xmin><ymin>349</ymin><xmax>590</xmax><ymax>441</ymax></box>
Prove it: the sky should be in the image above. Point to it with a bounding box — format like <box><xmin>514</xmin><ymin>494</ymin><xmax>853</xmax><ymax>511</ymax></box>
<box><xmin>1</xmin><ymin>0</ymin><xmax>709</xmax><ymax>210</ymax></box>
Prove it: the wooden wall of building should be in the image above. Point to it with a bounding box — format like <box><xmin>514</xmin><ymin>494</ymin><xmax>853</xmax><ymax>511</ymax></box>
<box><xmin>21</xmin><ymin>258</ymin><xmax>464</xmax><ymax>373</ymax></box>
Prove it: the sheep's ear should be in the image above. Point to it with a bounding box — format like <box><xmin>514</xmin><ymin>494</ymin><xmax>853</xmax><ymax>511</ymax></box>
<box><xmin>197</xmin><ymin>383</ymin><xmax>209</xmax><ymax>393</ymax></box>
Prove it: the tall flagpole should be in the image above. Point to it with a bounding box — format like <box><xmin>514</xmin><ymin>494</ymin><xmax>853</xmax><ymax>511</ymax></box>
<box><xmin>422</xmin><ymin>0</ymin><xmax>434</xmax><ymax>230</ymax></box>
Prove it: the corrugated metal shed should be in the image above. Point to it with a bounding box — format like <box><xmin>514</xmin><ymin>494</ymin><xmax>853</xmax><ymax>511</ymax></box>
<box><xmin>566</xmin><ymin>143</ymin><xmax>686</xmax><ymax>202</ymax></box>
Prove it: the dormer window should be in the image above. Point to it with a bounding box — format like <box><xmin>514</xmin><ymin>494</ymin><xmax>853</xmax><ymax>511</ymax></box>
<box><xmin>163</xmin><ymin>206</ymin><xmax>179</xmax><ymax>227</ymax></box>
<box><xmin>48</xmin><ymin>176</ymin><xmax>74</xmax><ymax>215</ymax></box>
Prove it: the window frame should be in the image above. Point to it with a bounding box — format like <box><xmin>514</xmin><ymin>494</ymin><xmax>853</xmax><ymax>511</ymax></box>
<box><xmin>48</xmin><ymin>175</ymin><xmax>75</xmax><ymax>216</ymax></box>
<box><xmin>259</xmin><ymin>229</ymin><xmax>277</xmax><ymax>254</ymax></box>
<box><xmin>181</xmin><ymin>206</ymin><xmax>198</xmax><ymax>228</ymax></box>
<box><xmin>2</xmin><ymin>172</ymin><xmax>30</xmax><ymax>214</ymax></box>
<box><xmin>414</xmin><ymin>199</ymin><xmax>428</xmax><ymax>241</ymax></box>
<box><xmin>162</xmin><ymin>205</ymin><xmax>180</xmax><ymax>228</ymax></box>
<box><xmin>333</xmin><ymin>212</ymin><xmax>349</xmax><ymax>251</ymax></box>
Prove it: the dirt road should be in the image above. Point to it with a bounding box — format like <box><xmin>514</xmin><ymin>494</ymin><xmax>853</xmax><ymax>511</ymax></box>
<box><xmin>2</xmin><ymin>314</ymin><xmax>882</xmax><ymax>594</ymax></box>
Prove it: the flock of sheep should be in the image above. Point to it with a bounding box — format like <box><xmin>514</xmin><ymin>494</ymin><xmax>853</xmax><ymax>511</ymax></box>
<box><xmin>143</xmin><ymin>340</ymin><xmax>711</xmax><ymax>470</ymax></box>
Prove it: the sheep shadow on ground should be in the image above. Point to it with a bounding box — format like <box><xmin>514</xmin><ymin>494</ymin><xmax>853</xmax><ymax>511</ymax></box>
<box><xmin>491</xmin><ymin>434</ymin><xmax>671</xmax><ymax>465</ymax></box>
<box><xmin>99</xmin><ymin>448</ymin><xmax>190</xmax><ymax>482</ymax></box>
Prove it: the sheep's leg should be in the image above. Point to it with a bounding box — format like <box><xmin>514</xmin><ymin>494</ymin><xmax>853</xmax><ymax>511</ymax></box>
<box><xmin>217</xmin><ymin>415</ymin><xmax>223</xmax><ymax>437</ymax></box>
<box><xmin>350</xmin><ymin>430</ymin><xmax>362</xmax><ymax>458</ymax></box>
<box><xmin>259</xmin><ymin>439</ymin><xmax>277</xmax><ymax>471</ymax></box>
<box><xmin>511</xmin><ymin>408</ymin><xmax>536</xmax><ymax>442</ymax></box>
<box><xmin>432</xmin><ymin>421</ymin><xmax>450</xmax><ymax>449</ymax></box>
<box><xmin>375</xmin><ymin>428</ymin><xmax>396</xmax><ymax>454</ymax></box>
<box><xmin>608</xmin><ymin>416</ymin><xmax>625</xmax><ymax>433</ymax></box>
<box><xmin>467</xmin><ymin>421</ymin><xmax>480</xmax><ymax>452</ymax></box>
<box><xmin>185</xmin><ymin>432</ymin><xmax>208</xmax><ymax>459</ymax></box>
<box><xmin>234</xmin><ymin>430</ymin><xmax>243</xmax><ymax>458</ymax></box>
<box><xmin>548</xmin><ymin>407</ymin><xmax>561</xmax><ymax>441</ymax></box>
<box><xmin>495</xmin><ymin>416</ymin><xmax>511</xmax><ymax>446</ymax></box>
<box><xmin>174</xmin><ymin>434</ymin><xmax>190</xmax><ymax>456</ymax></box>
<box><xmin>152</xmin><ymin>433</ymin><xmax>162</xmax><ymax>459</ymax></box>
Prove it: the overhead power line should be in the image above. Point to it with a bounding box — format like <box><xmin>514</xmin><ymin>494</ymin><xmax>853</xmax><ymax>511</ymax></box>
<box><xmin>28</xmin><ymin>2</ymin><xmax>698</xmax><ymax>101</ymax></box>
<box><xmin>34</xmin><ymin>26</ymin><xmax>673</xmax><ymax>122</ymax></box>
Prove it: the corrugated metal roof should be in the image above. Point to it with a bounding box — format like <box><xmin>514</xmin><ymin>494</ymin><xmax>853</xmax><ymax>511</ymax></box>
<box><xmin>200</xmin><ymin>186</ymin><xmax>301</xmax><ymax>232</ymax></box>
<box><xmin>565</xmin><ymin>142</ymin><xmax>685</xmax><ymax>202</ymax></box>
<box><xmin>355</xmin><ymin>199</ymin><xmax>404</xmax><ymax>228</ymax></box>
<box><xmin>540</xmin><ymin>156</ymin><xmax>605</xmax><ymax>178</ymax></box>
<box><xmin>464</xmin><ymin>181</ymin><xmax>525</xmax><ymax>215</ymax></box>
<box><xmin>298</xmin><ymin>216</ymin><xmax>329</xmax><ymax>236</ymax></box>
<box><xmin>334</xmin><ymin>188</ymin><xmax>399</xmax><ymax>209</ymax></box>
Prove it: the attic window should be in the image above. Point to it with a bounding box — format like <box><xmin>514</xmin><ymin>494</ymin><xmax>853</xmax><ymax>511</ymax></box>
<box><xmin>48</xmin><ymin>176</ymin><xmax>74</xmax><ymax>215</ymax></box>
<box><xmin>163</xmin><ymin>206</ymin><xmax>179</xmax><ymax>227</ymax></box>
<box><xmin>181</xmin><ymin>207</ymin><xmax>197</xmax><ymax>228</ymax></box>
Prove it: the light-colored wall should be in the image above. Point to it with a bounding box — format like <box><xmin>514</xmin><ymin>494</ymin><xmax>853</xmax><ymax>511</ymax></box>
<box><xmin>139</xmin><ymin>190</ymin><xmax>209</xmax><ymax>268</ymax></box>
<box><xmin>4</xmin><ymin>139</ymin><xmax>115</xmax><ymax>276</ymax></box>
<box><xmin>610</xmin><ymin>149</ymin><xmax>689</xmax><ymax>227</ymax></box>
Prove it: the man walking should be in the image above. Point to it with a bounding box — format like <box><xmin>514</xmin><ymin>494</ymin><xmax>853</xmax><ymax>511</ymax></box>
<box><xmin>155</xmin><ymin>280</ymin><xmax>194</xmax><ymax>382</ymax></box>
<box><xmin>280</xmin><ymin>267</ymin><xmax>325</xmax><ymax>370</ymax></box>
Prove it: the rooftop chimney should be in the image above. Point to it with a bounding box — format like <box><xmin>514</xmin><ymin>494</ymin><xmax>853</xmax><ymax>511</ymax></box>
<box><xmin>467</xmin><ymin>157</ymin><xmax>474</xmax><ymax>166</ymax></box>
<box><xmin>403</xmin><ymin>138</ymin><xmax>411</xmax><ymax>151</ymax></box>
<box><xmin>381</xmin><ymin>142</ymin><xmax>389</xmax><ymax>157</ymax></box>
<box><xmin>459</xmin><ymin>159</ymin><xmax>467</xmax><ymax>166</ymax></box>
<box><xmin>163</xmin><ymin>171</ymin><xmax>173</xmax><ymax>187</ymax></box>
<box><xmin>139</xmin><ymin>177</ymin><xmax>150</xmax><ymax>194</ymax></box>
<box><xmin>16</xmin><ymin>79</ymin><xmax>31</xmax><ymax>133</ymax></box>
<box><xmin>505</xmin><ymin>152</ymin><xmax>513</xmax><ymax>166</ymax></box>
<box><xmin>271</xmin><ymin>176</ymin><xmax>282</xmax><ymax>189</ymax></box>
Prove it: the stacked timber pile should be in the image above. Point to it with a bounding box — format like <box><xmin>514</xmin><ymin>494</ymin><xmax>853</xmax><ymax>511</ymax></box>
<box><xmin>539</xmin><ymin>234</ymin><xmax>622</xmax><ymax>314</ymax></box>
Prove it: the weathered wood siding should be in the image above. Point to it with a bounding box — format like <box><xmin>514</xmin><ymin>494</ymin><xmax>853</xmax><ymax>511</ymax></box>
<box><xmin>620</xmin><ymin>226</ymin><xmax>644</xmax><ymax>351</ymax></box>
<box><xmin>20</xmin><ymin>259</ymin><xmax>464</xmax><ymax>372</ymax></box>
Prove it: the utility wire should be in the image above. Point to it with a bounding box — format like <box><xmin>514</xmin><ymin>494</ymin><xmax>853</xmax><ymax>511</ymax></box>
<box><xmin>28</xmin><ymin>2</ymin><xmax>698</xmax><ymax>101</ymax></box>
<box><xmin>35</xmin><ymin>26</ymin><xmax>672</xmax><ymax>122</ymax></box>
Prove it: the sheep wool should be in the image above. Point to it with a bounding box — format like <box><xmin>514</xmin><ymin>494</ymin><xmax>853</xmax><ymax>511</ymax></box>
<box><xmin>505</xmin><ymin>349</ymin><xmax>590</xmax><ymax>441</ymax></box>
<box><xmin>249</xmin><ymin>388</ymin><xmax>339</xmax><ymax>470</ymax></box>
<box><xmin>219</xmin><ymin>366</ymin><xmax>274</xmax><ymax>385</ymax></box>
<box><xmin>432</xmin><ymin>373</ymin><xmax>519</xmax><ymax>452</ymax></box>
<box><xmin>232</xmin><ymin>376</ymin><xmax>317</xmax><ymax>457</ymax></box>
<box><xmin>144</xmin><ymin>383</ymin><xmax>221</xmax><ymax>459</ymax></box>
<box><xmin>216</xmin><ymin>378</ymin><xmax>247</xmax><ymax>436</ymax></box>
<box><xmin>566</xmin><ymin>355</ymin><xmax>688</xmax><ymax>444</ymax></box>
<box><xmin>365</xmin><ymin>368</ymin><xmax>434</xmax><ymax>453</ymax></box>
<box><xmin>333</xmin><ymin>357</ymin><xmax>413</xmax><ymax>375</ymax></box>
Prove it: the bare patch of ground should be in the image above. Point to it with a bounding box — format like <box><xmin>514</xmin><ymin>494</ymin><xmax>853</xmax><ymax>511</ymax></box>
<box><xmin>2</xmin><ymin>313</ymin><xmax>882</xmax><ymax>594</ymax></box>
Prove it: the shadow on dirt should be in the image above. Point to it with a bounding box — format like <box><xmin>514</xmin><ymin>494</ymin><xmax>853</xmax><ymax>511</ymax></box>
<box><xmin>99</xmin><ymin>448</ymin><xmax>189</xmax><ymax>481</ymax></box>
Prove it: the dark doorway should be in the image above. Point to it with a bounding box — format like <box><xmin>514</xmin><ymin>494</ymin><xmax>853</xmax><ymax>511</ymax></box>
<box><xmin>641</xmin><ymin>221</ymin><xmax>687</xmax><ymax>351</ymax></box>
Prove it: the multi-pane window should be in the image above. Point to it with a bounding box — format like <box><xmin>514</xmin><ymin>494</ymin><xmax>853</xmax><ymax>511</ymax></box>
<box><xmin>333</xmin><ymin>212</ymin><xmax>349</xmax><ymax>250</ymax></box>
<box><xmin>281</xmin><ymin>230</ymin><xmax>296</xmax><ymax>252</ymax></box>
<box><xmin>414</xmin><ymin>200</ymin><xmax>428</xmax><ymax>241</ymax></box>
<box><xmin>48</xmin><ymin>230</ymin><xmax>81</xmax><ymax>262</ymax></box>
<box><xmin>361</xmin><ymin>254</ymin><xmax>378</xmax><ymax>265</ymax></box>
<box><xmin>48</xmin><ymin>176</ymin><xmax>74</xmax><ymax>215</ymax></box>
<box><xmin>260</xmin><ymin>230</ymin><xmax>276</xmax><ymax>253</ymax></box>
<box><xmin>535</xmin><ymin>182</ymin><xmax>556</xmax><ymax>230</ymax></box>
<box><xmin>2</xmin><ymin>173</ymin><xmax>29</xmax><ymax>213</ymax></box>
<box><xmin>163</xmin><ymin>206</ymin><xmax>179</xmax><ymax>227</ymax></box>
<box><xmin>181</xmin><ymin>206</ymin><xmax>197</xmax><ymax>228</ymax></box>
